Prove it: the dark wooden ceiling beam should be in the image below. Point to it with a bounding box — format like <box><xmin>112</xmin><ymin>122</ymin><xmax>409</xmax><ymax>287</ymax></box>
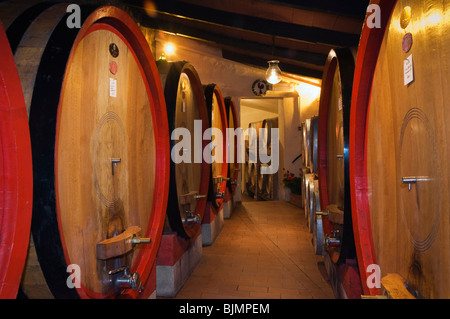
<box><xmin>137</xmin><ymin>11</ymin><xmax>328</xmax><ymax>67</ymax></box>
<box><xmin>138</xmin><ymin>0</ymin><xmax>361</xmax><ymax>47</ymax></box>
<box><xmin>177</xmin><ymin>0</ymin><xmax>365</xmax><ymax>34</ymax></box>
<box><xmin>261</xmin><ymin>0</ymin><xmax>370</xmax><ymax>19</ymax></box>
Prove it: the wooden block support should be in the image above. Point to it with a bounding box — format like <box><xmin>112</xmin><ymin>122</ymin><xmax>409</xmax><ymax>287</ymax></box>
<box><xmin>381</xmin><ymin>273</ymin><xmax>416</xmax><ymax>299</ymax></box>
<box><xmin>96</xmin><ymin>226</ymin><xmax>143</xmax><ymax>260</ymax></box>
<box><xmin>326</xmin><ymin>204</ymin><xmax>344</xmax><ymax>225</ymax></box>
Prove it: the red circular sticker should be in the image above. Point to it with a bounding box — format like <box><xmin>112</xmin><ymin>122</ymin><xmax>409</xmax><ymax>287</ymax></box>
<box><xmin>109</xmin><ymin>61</ymin><xmax>118</xmax><ymax>75</ymax></box>
<box><xmin>402</xmin><ymin>33</ymin><xmax>412</xmax><ymax>53</ymax></box>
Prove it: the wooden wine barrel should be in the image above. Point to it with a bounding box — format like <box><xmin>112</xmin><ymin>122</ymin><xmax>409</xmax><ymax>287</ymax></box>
<box><xmin>257</xmin><ymin>117</ymin><xmax>279</xmax><ymax>200</ymax></box>
<box><xmin>224</xmin><ymin>97</ymin><xmax>239</xmax><ymax>196</ymax></box>
<box><xmin>303</xmin><ymin>174</ymin><xmax>314</xmax><ymax>220</ymax></box>
<box><xmin>245</xmin><ymin>121</ymin><xmax>261</xmax><ymax>198</ymax></box>
<box><xmin>5</xmin><ymin>4</ymin><xmax>169</xmax><ymax>299</ymax></box>
<box><xmin>300</xmin><ymin>168</ymin><xmax>309</xmax><ymax>209</ymax></box>
<box><xmin>156</xmin><ymin>60</ymin><xmax>209</xmax><ymax>240</ymax></box>
<box><xmin>301</xmin><ymin>119</ymin><xmax>311</xmax><ymax>168</ymax></box>
<box><xmin>309</xmin><ymin>116</ymin><xmax>319</xmax><ymax>173</ymax></box>
<box><xmin>312</xmin><ymin>179</ymin><xmax>324</xmax><ymax>255</ymax></box>
<box><xmin>305</xmin><ymin>175</ymin><xmax>316</xmax><ymax>232</ymax></box>
<box><xmin>350</xmin><ymin>0</ymin><xmax>450</xmax><ymax>298</ymax></box>
<box><xmin>204</xmin><ymin>84</ymin><xmax>228</xmax><ymax>212</ymax></box>
<box><xmin>243</xmin><ymin>136</ymin><xmax>250</xmax><ymax>197</ymax></box>
<box><xmin>0</xmin><ymin>23</ymin><xmax>33</xmax><ymax>299</ymax></box>
<box><xmin>0</xmin><ymin>0</ymin><xmax>46</xmax><ymax>32</ymax></box>
<box><xmin>308</xmin><ymin>178</ymin><xmax>320</xmax><ymax>234</ymax></box>
<box><xmin>317</xmin><ymin>48</ymin><xmax>356</xmax><ymax>265</ymax></box>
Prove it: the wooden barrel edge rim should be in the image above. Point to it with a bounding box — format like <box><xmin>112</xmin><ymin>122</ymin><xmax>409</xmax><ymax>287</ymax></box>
<box><xmin>52</xmin><ymin>6</ymin><xmax>169</xmax><ymax>299</ymax></box>
<box><xmin>161</xmin><ymin>61</ymin><xmax>210</xmax><ymax>240</ymax></box>
<box><xmin>349</xmin><ymin>0</ymin><xmax>396</xmax><ymax>296</ymax></box>
<box><xmin>317</xmin><ymin>46</ymin><xmax>358</xmax><ymax>266</ymax></box>
<box><xmin>204</xmin><ymin>84</ymin><xmax>228</xmax><ymax>211</ymax></box>
<box><xmin>224</xmin><ymin>96</ymin><xmax>239</xmax><ymax>194</ymax></box>
<box><xmin>317</xmin><ymin>48</ymin><xmax>355</xmax><ymax>253</ymax></box>
<box><xmin>0</xmin><ymin>24</ymin><xmax>33</xmax><ymax>299</ymax></box>
<box><xmin>181</xmin><ymin>63</ymin><xmax>210</xmax><ymax>226</ymax></box>
<box><xmin>309</xmin><ymin>115</ymin><xmax>319</xmax><ymax>174</ymax></box>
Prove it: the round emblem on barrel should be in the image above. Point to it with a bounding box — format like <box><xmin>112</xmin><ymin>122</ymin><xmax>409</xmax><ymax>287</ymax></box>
<box><xmin>109</xmin><ymin>61</ymin><xmax>118</xmax><ymax>75</ymax></box>
<box><xmin>109</xmin><ymin>43</ymin><xmax>119</xmax><ymax>58</ymax></box>
<box><xmin>400</xmin><ymin>6</ymin><xmax>412</xmax><ymax>29</ymax></box>
<box><xmin>402</xmin><ymin>33</ymin><xmax>413</xmax><ymax>53</ymax></box>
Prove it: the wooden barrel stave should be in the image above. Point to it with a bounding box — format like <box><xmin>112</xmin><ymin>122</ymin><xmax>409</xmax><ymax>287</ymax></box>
<box><xmin>309</xmin><ymin>116</ymin><xmax>319</xmax><ymax>174</ymax></box>
<box><xmin>157</xmin><ymin>61</ymin><xmax>209</xmax><ymax>240</ymax></box>
<box><xmin>204</xmin><ymin>84</ymin><xmax>228</xmax><ymax>211</ymax></box>
<box><xmin>246</xmin><ymin>121</ymin><xmax>261</xmax><ymax>198</ymax></box>
<box><xmin>5</xmin><ymin>4</ymin><xmax>169</xmax><ymax>299</ymax></box>
<box><xmin>257</xmin><ymin>117</ymin><xmax>278</xmax><ymax>200</ymax></box>
<box><xmin>317</xmin><ymin>48</ymin><xmax>356</xmax><ymax>265</ymax></box>
<box><xmin>309</xmin><ymin>179</ymin><xmax>321</xmax><ymax>234</ymax></box>
<box><xmin>301</xmin><ymin>119</ymin><xmax>311</xmax><ymax>168</ymax></box>
<box><xmin>0</xmin><ymin>23</ymin><xmax>33</xmax><ymax>299</ymax></box>
<box><xmin>305</xmin><ymin>175</ymin><xmax>316</xmax><ymax>232</ymax></box>
<box><xmin>224</xmin><ymin>97</ymin><xmax>239</xmax><ymax>197</ymax></box>
<box><xmin>350</xmin><ymin>0</ymin><xmax>450</xmax><ymax>298</ymax></box>
<box><xmin>1</xmin><ymin>3</ymin><xmax>77</xmax><ymax>299</ymax></box>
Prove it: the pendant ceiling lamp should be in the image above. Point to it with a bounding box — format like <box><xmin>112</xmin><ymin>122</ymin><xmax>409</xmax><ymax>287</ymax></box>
<box><xmin>265</xmin><ymin>60</ymin><xmax>282</xmax><ymax>84</ymax></box>
<box><xmin>265</xmin><ymin>36</ymin><xmax>282</xmax><ymax>85</ymax></box>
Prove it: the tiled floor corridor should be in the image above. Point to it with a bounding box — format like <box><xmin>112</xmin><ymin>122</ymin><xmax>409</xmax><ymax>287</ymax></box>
<box><xmin>172</xmin><ymin>198</ymin><xmax>335</xmax><ymax>299</ymax></box>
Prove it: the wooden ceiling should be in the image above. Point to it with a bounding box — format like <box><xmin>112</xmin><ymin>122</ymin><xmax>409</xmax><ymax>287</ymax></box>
<box><xmin>124</xmin><ymin>0</ymin><xmax>370</xmax><ymax>79</ymax></box>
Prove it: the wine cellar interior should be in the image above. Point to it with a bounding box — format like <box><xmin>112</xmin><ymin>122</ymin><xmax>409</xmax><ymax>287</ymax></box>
<box><xmin>1</xmin><ymin>0</ymin><xmax>450</xmax><ymax>304</ymax></box>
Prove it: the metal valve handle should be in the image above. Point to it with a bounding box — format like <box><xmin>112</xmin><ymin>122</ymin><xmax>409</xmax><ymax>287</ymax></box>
<box><xmin>325</xmin><ymin>236</ymin><xmax>341</xmax><ymax>248</ymax></box>
<box><xmin>131</xmin><ymin>236</ymin><xmax>151</xmax><ymax>246</ymax></box>
<box><xmin>108</xmin><ymin>266</ymin><xmax>142</xmax><ymax>292</ymax></box>
<box><xmin>401</xmin><ymin>176</ymin><xmax>432</xmax><ymax>190</ymax></box>
<box><xmin>182</xmin><ymin>214</ymin><xmax>201</xmax><ymax>224</ymax></box>
<box><xmin>216</xmin><ymin>192</ymin><xmax>225</xmax><ymax>199</ymax></box>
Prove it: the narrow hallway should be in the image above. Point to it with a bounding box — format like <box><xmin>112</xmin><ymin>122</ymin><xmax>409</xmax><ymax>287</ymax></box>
<box><xmin>173</xmin><ymin>199</ymin><xmax>334</xmax><ymax>299</ymax></box>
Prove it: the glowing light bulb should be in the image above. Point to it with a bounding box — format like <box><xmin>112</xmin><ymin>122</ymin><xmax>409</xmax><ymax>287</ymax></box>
<box><xmin>265</xmin><ymin>60</ymin><xmax>282</xmax><ymax>85</ymax></box>
<box><xmin>164</xmin><ymin>43</ymin><xmax>175</xmax><ymax>55</ymax></box>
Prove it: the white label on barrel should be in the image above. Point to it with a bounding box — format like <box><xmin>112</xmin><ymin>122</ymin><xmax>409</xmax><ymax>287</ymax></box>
<box><xmin>404</xmin><ymin>54</ymin><xmax>414</xmax><ymax>86</ymax></box>
<box><xmin>109</xmin><ymin>77</ymin><xmax>117</xmax><ymax>97</ymax></box>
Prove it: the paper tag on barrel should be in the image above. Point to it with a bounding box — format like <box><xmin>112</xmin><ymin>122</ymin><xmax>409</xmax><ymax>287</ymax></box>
<box><xmin>110</xmin><ymin>78</ymin><xmax>117</xmax><ymax>97</ymax></box>
<box><xmin>404</xmin><ymin>54</ymin><xmax>414</xmax><ymax>86</ymax></box>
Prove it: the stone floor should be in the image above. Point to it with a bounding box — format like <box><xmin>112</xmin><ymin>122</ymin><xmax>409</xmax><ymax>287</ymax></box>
<box><xmin>169</xmin><ymin>197</ymin><xmax>335</xmax><ymax>299</ymax></box>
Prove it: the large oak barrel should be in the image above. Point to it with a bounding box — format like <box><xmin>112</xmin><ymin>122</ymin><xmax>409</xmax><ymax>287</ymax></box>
<box><xmin>301</xmin><ymin>119</ymin><xmax>311</xmax><ymax>168</ymax></box>
<box><xmin>301</xmin><ymin>170</ymin><xmax>310</xmax><ymax>212</ymax></box>
<box><xmin>350</xmin><ymin>0</ymin><xmax>450</xmax><ymax>298</ymax></box>
<box><xmin>0</xmin><ymin>23</ymin><xmax>33</xmax><ymax>299</ymax></box>
<box><xmin>5</xmin><ymin>4</ymin><xmax>169</xmax><ymax>299</ymax></box>
<box><xmin>203</xmin><ymin>84</ymin><xmax>228</xmax><ymax>212</ymax></box>
<box><xmin>317</xmin><ymin>48</ymin><xmax>356</xmax><ymax>265</ymax></box>
<box><xmin>257</xmin><ymin>117</ymin><xmax>278</xmax><ymax>200</ymax></box>
<box><xmin>157</xmin><ymin>60</ymin><xmax>209</xmax><ymax>240</ymax></box>
<box><xmin>310</xmin><ymin>179</ymin><xmax>321</xmax><ymax>235</ymax></box>
<box><xmin>305</xmin><ymin>174</ymin><xmax>316</xmax><ymax>232</ymax></box>
<box><xmin>246</xmin><ymin>121</ymin><xmax>262</xmax><ymax>198</ymax></box>
<box><xmin>309</xmin><ymin>116</ymin><xmax>319</xmax><ymax>174</ymax></box>
<box><xmin>224</xmin><ymin>97</ymin><xmax>239</xmax><ymax>197</ymax></box>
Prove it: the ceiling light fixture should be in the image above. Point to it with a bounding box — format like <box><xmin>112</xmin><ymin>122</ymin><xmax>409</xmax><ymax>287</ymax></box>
<box><xmin>164</xmin><ymin>43</ymin><xmax>175</xmax><ymax>55</ymax></box>
<box><xmin>265</xmin><ymin>60</ymin><xmax>282</xmax><ymax>85</ymax></box>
